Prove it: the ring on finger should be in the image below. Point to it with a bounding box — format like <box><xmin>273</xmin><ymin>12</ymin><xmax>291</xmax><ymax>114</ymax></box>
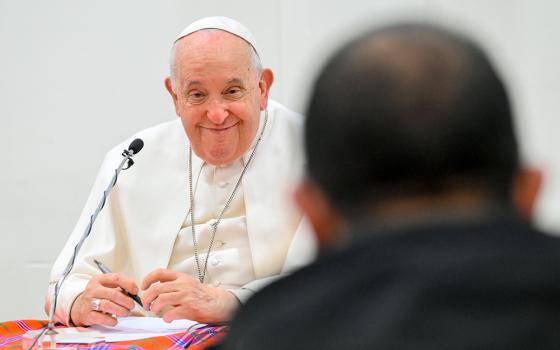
<box><xmin>91</xmin><ymin>298</ymin><xmax>102</xmax><ymax>312</ymax></box>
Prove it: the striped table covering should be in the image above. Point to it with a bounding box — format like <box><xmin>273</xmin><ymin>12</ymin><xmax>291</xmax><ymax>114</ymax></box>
<box><xmin>0</xmin><ymin>320</ymin><xmax>226</xmax><ymax>349</ymax></box>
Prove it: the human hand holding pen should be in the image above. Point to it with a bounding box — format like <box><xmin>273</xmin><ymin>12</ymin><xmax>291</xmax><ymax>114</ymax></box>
<box><xmin>94</xmin><ymin>259</ymin><xmax>144</xmax><ymax>308</ymax></box>
<box><xmin>68</xmin><ymin>260</ymin><xmax>141</xmax><ymax>327</ymax></box>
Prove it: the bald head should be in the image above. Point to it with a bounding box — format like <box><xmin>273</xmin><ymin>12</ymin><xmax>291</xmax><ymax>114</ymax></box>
<box><xmin>305</xmin><ymin>24</ymin><xmax>518</xmax><ymax>214</ymax></box>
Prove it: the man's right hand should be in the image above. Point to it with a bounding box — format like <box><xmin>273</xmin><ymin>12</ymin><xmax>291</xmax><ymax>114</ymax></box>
<box><xmin>70</xmin><ymin>273</ymin><xmax>139</xmax><ymax>326</ymax></box>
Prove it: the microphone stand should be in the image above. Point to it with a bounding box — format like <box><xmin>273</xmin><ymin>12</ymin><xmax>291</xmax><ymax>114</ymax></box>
<box><xmin>25</xmin><ymin>143</ymin><xmax>142</xmax><ymax>350</ymax></box>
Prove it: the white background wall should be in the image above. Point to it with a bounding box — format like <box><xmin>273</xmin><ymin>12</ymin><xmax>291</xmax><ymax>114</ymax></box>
<box><xmin>1</xmin><ymin>0</ymin><xmax>559</xmax><ymax>320</ymax></box>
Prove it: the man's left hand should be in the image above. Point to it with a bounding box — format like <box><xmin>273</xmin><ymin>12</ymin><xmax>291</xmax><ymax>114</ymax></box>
<box><xmin>141</xmin><ymin>269</ymin><xmax>239</xmax><ymax>323</ymax></box>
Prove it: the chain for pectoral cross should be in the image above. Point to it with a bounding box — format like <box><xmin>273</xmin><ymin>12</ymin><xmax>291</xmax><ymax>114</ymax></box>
<box><xmin>188</xmin><ymin>110</ymin><xmax>268</xmax><ymax>283</ymax></box>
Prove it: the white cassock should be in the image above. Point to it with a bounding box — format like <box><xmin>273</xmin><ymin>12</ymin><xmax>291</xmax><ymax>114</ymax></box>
<box><xmin>47</xmin><ymin>99</ymin><xmax>317</xmax><ymax>324</ymax></box>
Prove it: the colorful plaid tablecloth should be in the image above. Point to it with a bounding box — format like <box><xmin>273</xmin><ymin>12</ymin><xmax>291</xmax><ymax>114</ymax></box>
<box><xmin>0</xmin><ymin>320</ymin><xmax>226</xmax><ymax>349</ymax></box>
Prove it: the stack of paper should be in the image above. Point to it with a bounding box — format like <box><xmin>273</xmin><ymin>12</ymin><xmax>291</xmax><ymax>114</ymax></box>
<box><xmin>57</xmin><ymin>317</ymin><xmax>204</xmax><ymax>344</ymax></box>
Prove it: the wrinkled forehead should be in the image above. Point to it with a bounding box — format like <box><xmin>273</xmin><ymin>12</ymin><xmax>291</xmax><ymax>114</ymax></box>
<box><xmin>173</xmin><ymin>31</ymin><xmax>257</xmax><ymax>88</ymax></box>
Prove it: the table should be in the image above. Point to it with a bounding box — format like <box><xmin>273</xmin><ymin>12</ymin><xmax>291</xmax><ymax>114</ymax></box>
<box><xmin>0</xmin><ymin>320</ymin><xmax>226</xmax><ymax>349</ymax></box>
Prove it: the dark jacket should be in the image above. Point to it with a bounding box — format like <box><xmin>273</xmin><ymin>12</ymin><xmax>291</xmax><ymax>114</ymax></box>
<box><xmin>219</xmin><ymin>213</ymin><xmax>560</xmax><ymax>349</ymax></box>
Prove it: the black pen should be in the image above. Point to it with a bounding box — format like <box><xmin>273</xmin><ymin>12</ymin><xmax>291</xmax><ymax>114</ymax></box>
<box><xmin>93</xmin><ymin>259</ymin><xmax>144</xmax><ymax>308</ymax></box>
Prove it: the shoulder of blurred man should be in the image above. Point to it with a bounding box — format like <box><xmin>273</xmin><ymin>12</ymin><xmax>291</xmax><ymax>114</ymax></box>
<box><xmin>221</xmin><ymin>211</ymin><xmax>560</xmax><ymax>350</ymax></box>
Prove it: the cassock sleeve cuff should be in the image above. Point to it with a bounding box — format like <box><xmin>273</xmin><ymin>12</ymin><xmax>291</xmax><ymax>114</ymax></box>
<box><xmin>228</xmin><ymin>287</ymin><xmax>256</xmax><ymax>304</ymax></box>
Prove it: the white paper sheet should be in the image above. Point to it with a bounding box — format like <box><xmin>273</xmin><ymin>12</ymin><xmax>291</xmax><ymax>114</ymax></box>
<box><xmin>56</xmin><ymin>316</ymin><xmax>205</xmax><ymax>344</ymax></box>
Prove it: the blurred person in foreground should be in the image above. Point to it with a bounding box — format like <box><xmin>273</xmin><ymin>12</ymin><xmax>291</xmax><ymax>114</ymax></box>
<box><xmin>45</xmin><ymin>16</ymin><xmax>315</xmax><ymax>327</ymax></box>
<box><xmin>217</xmin><ymin>23</ymin><xmax>560</xmax><ymax>349</ymax></box>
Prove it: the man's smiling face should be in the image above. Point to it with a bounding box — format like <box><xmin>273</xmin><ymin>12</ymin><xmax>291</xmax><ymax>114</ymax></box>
<box><xmin>168</xmin><ymin>30</ymin><xmax>269</xmax><ymax>165</ymax></box>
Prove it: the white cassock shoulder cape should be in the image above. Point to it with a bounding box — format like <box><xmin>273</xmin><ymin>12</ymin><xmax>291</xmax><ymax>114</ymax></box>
<box><xmin>47</xmin><ymin>100</ymin><xmax>317</xmax><ymax>324</ymax></box>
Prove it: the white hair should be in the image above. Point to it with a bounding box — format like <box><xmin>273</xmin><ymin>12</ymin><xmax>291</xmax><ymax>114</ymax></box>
<box><xmin>169</xmin><ymin>29</ymin><xmax>263</xmax><ymax>92</ymax></box>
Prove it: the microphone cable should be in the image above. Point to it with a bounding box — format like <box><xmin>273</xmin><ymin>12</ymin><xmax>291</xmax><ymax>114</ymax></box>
<box><xmin>29</xmin><ymin>138</ymin><xmax>143</xmax><ymax>350</ymax></box>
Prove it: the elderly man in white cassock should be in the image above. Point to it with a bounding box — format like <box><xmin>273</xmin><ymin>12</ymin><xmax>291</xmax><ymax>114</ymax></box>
<box><xmin>45</xmin><ymin>16</ymin><xmax>316</xmax><ymax>327</ymax></box>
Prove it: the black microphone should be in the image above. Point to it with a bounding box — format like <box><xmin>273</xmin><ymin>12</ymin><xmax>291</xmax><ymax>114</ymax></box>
<box><xmin>129</xmin><ymin>138</ymin><xmax>144</xmax><ymax>155</ymax></box>
<box><xmin>122</xmin><ymin>138</ymin><xmax>144</xmax><ymax>169</ymax></box>
<box><xmin>29</xmin><ymin>138</ymin><xmax>145</xmax><ymax>349</ymax></box>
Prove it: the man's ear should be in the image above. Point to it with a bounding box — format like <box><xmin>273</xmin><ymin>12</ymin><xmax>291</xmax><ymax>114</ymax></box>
<box><xmin>294</xmin><ymin>179</ymin><xmax>343</xmax><ymax>247</ymax></box>
<box><xmin>164</xmin><ymin>77</ymin><xmax>180</xmax><ymax>116</ymax></box>
<box><xmin>512</xmin><ymin>167</ymin><xmax>543</xmax><ymax>220</ymax></box>
<box><xmin>258</xmin><ymin>68</ymin><xmax>274</xmax><ymax>110</ymax></box>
